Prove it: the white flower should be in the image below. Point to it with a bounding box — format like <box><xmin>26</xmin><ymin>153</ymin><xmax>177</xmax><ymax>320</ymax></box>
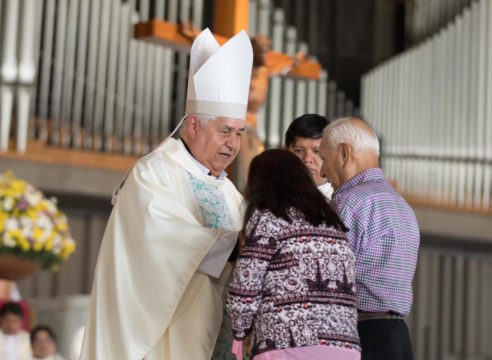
<box><xmin>52</xmin><ymin>235</ymin><xmax>63</xmax><ymax>254</ymax></box>
<box><xmin>5</xmin><ymin>218</ymin><xmax>19</xmax><ymax>231</ymax></box>
<box><xmin>3</xmin><ymin>234</ymin><xmax>16</xmax><ymax>247</ymax></box>
<box><xmin>44</xmin><ymin>201</ymin><xmax>57</xmax><ymax>214</ymax></box>
<box><xmin>26</xmin><ymin>191</ymin><xmax>42</xmax><ymax>206</ymax></box>
<box><xmin>40</xmin><ymin>230</ymin><xmax>49</xmax><ymax>243</ymax></box>
<box><xmin>3</xmin><ymin>197</ymin><xmax>14</xmax><ymax>211</ymax></box>
<box><xmin>36</xmin><ymin>214</ymin><xmax>52</xmax><ymax>230</ymax></box>
<box><xmin>22</xmin><ymin>226</ymin><xmax>33</xmax><ymax>239</ymax></box>
<box><xmin>19</xmin><ymin>216</ymin><xmax>33</xmax><ymax>229</ymax></box>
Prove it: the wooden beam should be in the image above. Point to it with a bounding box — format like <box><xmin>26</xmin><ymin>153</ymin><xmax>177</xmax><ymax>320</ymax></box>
<box><xmin>0</xmin><ymin>140</ymin><xmax>137</xmax><ymax>172</ymax></box>
<box><xmin>404</xmin><ymin>195</ymin><xmax>492</xmax><ymax>217</ymax></box>
<box><xmin>266</xmin><ymin>51</ymin><xmax>321</xmax><ymax>80</ymax></box>
<box><xmin>134</xmin><ymin>19</ymin><xmax>228</xmax><ymax>53</ymax></box>
<box><xmin>390</xmin><ymin>179</ymin><xmax>492</xmax><ymax>216</ymax></box>
<box><xmin>2</xmin><ymin>141</ymin><xmax>490</xmax><ymax>216</ymax></box>
<box><xmin>214</xmin><ymin>0</ymin><xmax>249</xmax><ymax>38</ymax></box>
<box><xmin>134</xmin><ymin>19</ymin><xmax>321</xmax><ymax>80</ymax></box>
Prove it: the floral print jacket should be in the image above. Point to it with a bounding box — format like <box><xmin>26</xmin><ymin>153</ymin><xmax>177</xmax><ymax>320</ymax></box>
<box><xmin>226</xmin><ymin>208</ymin><xmax>360</xmax><ymax>357</ymax></box>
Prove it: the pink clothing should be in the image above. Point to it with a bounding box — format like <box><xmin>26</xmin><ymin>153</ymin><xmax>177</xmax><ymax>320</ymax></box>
<box><xmin>232</xmin><ymin>340</ymin><xmax>243</xmax><ymax>360</ymax></box>
<box><xmin>253</xmin><ymin>345</ymin><xmax>361</xmax><ymax>360</ymax></box>
<box><xmin>232</xmin><ymin>340</ymin><xmax>360</xmax><ymax>360</ymax></box>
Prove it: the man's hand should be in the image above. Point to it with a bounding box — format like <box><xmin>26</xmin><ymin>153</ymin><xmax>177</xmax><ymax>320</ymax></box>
<box><xmin>292</xmin><ymin>51</ymin><xmax>308</xmax><ymax>67</ymax></box>
<box><xmin>179</xmin><ymin>21</ymin><xmax>199</xmax><ymax>42</ymax></box>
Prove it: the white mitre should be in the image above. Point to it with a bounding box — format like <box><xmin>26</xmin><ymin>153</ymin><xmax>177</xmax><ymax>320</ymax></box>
<box><xmin>113</xmin><ymin>29</ymin><xmax>253</xmax><ymax>203</ymax></box>
<box><xmin>185</xmin><ymin>28</ymin><xmax>253</xmax><ymax>120</ymax></box>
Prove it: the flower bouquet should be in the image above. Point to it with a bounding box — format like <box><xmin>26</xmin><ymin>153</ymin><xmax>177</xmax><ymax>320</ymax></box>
<box><xmin>0</xmin><ymin>171</ymin><xmax>76</xmax><ymax>280</ymax></box>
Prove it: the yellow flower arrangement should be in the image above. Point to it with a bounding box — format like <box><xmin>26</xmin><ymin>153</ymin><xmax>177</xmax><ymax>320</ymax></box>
<box><xmin>0</xmin><ymin>171</ymin><xmax>76</xmax><ymax>270</ymax></box>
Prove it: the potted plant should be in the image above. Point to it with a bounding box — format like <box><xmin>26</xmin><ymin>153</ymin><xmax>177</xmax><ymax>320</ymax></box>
<box><xmin>0</xmin><ymin>171</ymin><xmax>76</xmax><ymax>281</ymax></box>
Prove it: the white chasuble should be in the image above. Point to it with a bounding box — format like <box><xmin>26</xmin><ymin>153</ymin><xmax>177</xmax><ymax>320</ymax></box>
<box><xmin>79</xmin><ymin>138</ymin><xmax>243</xmax><ymax>360</ymax></box>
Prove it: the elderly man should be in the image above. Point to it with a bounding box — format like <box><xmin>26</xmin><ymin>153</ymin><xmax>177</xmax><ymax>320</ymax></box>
<box><xmin>80</xmin><ymin>29</ymin><xmax>253</xmax><ymax>360</ymax></box>
<box><xmin>285</xmin><ymin>114</ymin><xmax>333</xmax><ymax>199</ymax></box>
<box><xmin>320</xmin><ymin>117</ymin><xmax>420</xmax><ymax>360</ymax></box>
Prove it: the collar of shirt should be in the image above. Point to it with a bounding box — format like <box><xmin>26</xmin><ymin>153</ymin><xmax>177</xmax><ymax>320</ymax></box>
<box><xmin>179</xmin><ymin>139</ymin><xmax>227</xmax><ymax>180</ymax></box>
<box><xmin>333</xmin><ymin>168</ymin><xmax>384</xmax><ymax>199</ymax></box>
<box><xmin>317</xmin><ymin>181</ymin><xmax>333</xmax><ymax>199</ymax></box>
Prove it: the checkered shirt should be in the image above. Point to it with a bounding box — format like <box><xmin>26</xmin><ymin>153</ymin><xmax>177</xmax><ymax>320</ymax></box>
<box><xmin>331</xmin><ymin>168</ymin><xmax>420</xmax><ymax>316</ymax></box>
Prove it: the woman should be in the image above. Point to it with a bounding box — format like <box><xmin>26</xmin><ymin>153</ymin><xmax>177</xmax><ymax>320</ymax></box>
<box><xmin>226</xmin><ymin>149</ymin><xmax>360</xmax><ymax>359</ymax></box>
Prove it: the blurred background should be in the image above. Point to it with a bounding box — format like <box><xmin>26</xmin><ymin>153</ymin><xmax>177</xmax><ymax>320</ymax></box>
<box><xmin>0</xmin><ymin>0</ymin><xmax>491</xmax><ymax>359</ymax></box>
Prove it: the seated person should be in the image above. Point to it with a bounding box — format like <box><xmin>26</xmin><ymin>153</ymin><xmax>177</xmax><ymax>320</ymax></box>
<box><xmin>31</xmin><ymin>325</ymin><xmax>66</xmax><ymax>360</ymax></box>
<box><xmin>284</xmin><ymin>114</ymin><xmax>333</xmax><ymax>199</ymax></box>
<box><xmin>0</xmin><ymin>301</ymin><xmax>32</xmax><ymax>360</ymax></box>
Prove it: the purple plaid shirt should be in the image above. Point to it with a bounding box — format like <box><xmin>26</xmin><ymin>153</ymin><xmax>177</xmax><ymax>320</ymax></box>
<box><xmin>331</xmin><ymin>168</ymin><xmax>420</xmax><ymax>316</ymax></box>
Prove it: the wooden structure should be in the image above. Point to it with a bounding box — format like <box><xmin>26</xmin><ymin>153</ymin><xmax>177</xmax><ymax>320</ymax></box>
<box><xmin>214</xmin><ymin>0</ymin><xmax>249</xmax><ymax>38</ymax></box>
<box><xmin>0</xmin><ymin>140</ymin><xmax>137</xmax><ymax>172</ymax></box>
<box><xmin>134</xmin><ymin>19</ymin><xmax>322</xmax><ymax>81</ymax></box>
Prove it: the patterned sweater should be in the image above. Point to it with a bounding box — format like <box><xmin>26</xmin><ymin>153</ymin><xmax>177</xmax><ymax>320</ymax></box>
<box><xmin>226</xmin><ymin>208</ymin><xmax>360</xmax><ymax>356</ymax></box>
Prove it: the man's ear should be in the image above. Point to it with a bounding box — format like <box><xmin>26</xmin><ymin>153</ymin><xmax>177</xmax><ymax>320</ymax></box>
<box><xmin>338</xmin><ymin>143</ymin><xmax>352</xmax><ymax>168</ymax></box>
<box><xmin>186</xmin><ymin>116</ymin><xmax>200</xmax><ymax>139</ymax></box>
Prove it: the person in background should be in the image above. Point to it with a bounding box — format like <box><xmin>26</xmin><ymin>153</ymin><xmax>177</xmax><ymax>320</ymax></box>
<box><xmin>31</xmin><ymin>325</ymin><xmax>66</xmax><ymax>360</ymax></box>
<box><xmin>285</xmin><ymin>114</ymin><xmax>333</xmax><ymax>199</ymax></box>
<box><xmin>320</xmin><ymin>117</ymin><xmax>420</xmax><ymax>360</ymax></box>
<box><xmin>227</xmin><ymin>149</ymin><xmax>360</xmax><ymax>360</ymax></box>
<box><xmin>0</xmin><ymin>281</ymin><xmax>19</xmax><ymax>301</ymax></box>
<box><xmin>0</xmin><ymin>301</ymin><xmax>31</xmax><ymax>360</ymax></box>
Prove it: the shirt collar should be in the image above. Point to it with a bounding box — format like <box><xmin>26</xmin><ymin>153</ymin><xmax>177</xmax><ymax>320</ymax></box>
<box><xmin>333</xmin><ymin>168</ymin><xmax>384</xmax><ymax>198</ymax></box>
<box><xmin>179</xmin><ymin>139</ymin><xmax>227</xmax><ymax>180</ymax></box>
<box><xmin>317</xmin><ymin>181</ymin><xmax>334</xmax><ymax>199</ymax></box>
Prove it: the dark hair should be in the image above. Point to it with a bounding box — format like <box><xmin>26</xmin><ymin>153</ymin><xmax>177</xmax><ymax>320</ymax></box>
<box><xmin>0</xmin><ymin>302</ymin><xmax>24</xmax><ymax>318</ymax></box>
<box><xmin>31</xmin><ymin>325</ymin><xmax>57</xmax><ymax>343</ymax></box>
<box><xmin>243</xmin><ymin>149</ymin><xmax>347</xmax><ymax>231</ymax></box>
<box><xmin>284</xmin><ymin>114</ymin><xmax>330</xmax><ymax>148</ymax></box>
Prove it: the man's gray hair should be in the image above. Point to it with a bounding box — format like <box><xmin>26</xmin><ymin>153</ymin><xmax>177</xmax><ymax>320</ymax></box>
<box><xmin>178</xmin><ymin>113</ymin><xmax>217</xmax><ymax>135</ymax></box>
<box><xmin>323</xmin><ymin>117</ymin><xmax>380</xmax><ymax>156</ymax></box>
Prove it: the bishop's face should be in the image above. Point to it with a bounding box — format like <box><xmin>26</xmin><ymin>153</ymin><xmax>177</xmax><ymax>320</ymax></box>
<box><xmin>191</xmin><ymin>117</ymin><xmax>245</xmax><ymax>176</ymax></box>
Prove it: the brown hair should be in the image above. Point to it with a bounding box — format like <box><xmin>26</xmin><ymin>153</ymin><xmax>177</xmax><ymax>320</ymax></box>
<box><xmin>243</xmin><ymin>149</ymin><xmax>347</xmax><ymax>231</ymax></box>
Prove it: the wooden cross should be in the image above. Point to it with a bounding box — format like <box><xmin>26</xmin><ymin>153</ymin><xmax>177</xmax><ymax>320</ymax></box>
<box><xmin>134</xmin><ymin>0</ymin><xmax>321</xmax><ymax>81</ymax></box>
